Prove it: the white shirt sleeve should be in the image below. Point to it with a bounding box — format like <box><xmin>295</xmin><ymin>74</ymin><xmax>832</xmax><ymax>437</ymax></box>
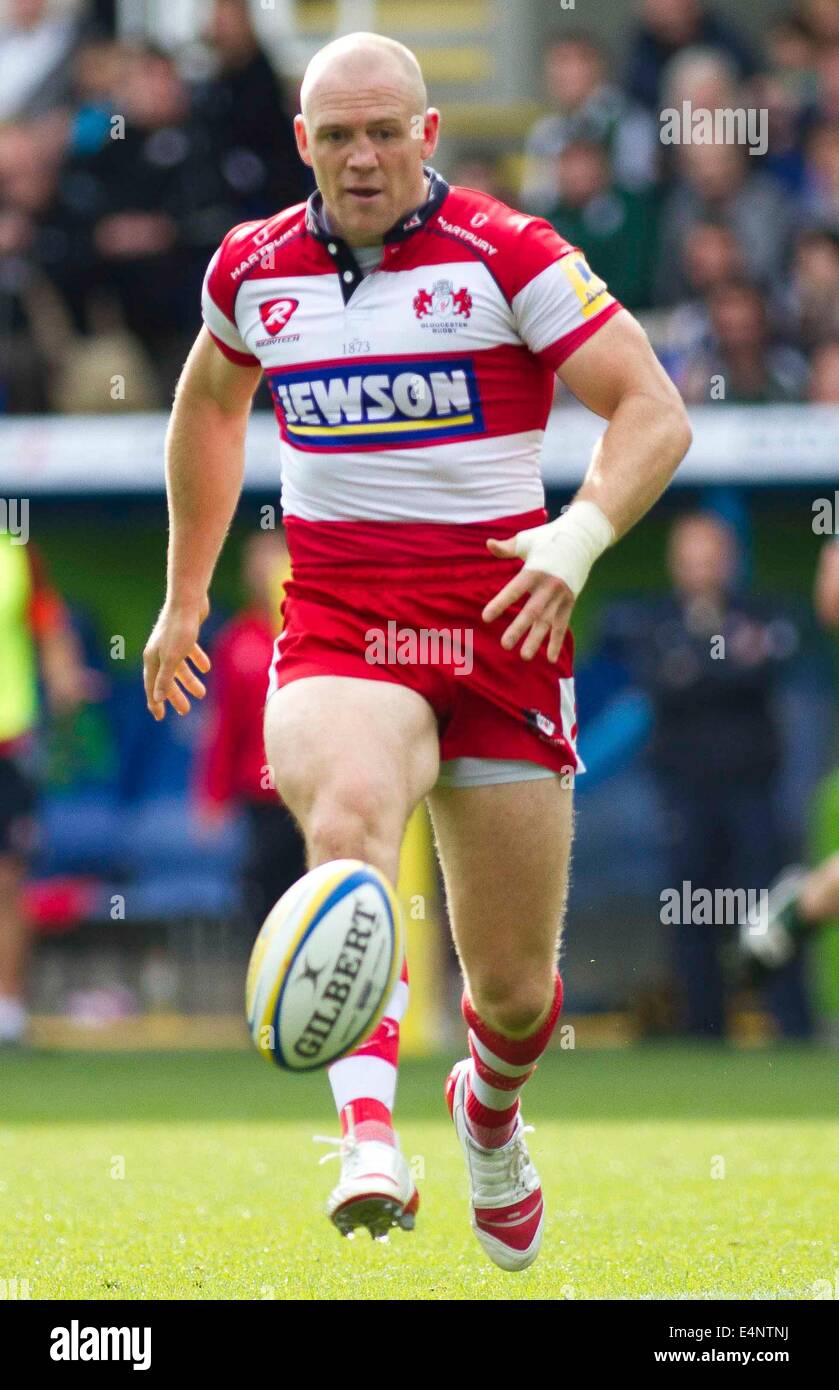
<box><xmin>513</xmin><ymin>248</ymin><xmax>619</xmax><ymax>368</ymax></box>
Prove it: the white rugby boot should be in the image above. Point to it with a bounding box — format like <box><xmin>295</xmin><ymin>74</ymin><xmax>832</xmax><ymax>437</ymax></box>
<box><xmin>315</xmin><ymin>1121</ymin><xmax>419</xmax><ymax>1239</ymax></box>
<box><xmin>446</xmin><ymin>1058</ymin><xmax>544</xmax><ymax>1271</ymax></box>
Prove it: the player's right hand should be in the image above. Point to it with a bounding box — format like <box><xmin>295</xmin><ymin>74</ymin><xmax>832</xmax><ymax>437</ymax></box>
<box><xmin>143</xmin><ymin>595</ymin><xmax>211</xmax><ymax>721</ymax></box>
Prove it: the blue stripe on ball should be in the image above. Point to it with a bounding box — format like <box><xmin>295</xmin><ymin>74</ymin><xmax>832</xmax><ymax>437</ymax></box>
<box><xmin>271</xmin><ymin>867</ymin><xmax>393</xmax><ymax>1069</ymax></box>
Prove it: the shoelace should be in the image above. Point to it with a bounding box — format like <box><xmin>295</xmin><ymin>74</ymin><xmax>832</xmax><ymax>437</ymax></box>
<box><xmin>469</xmin><ymin>1122</ymin><xmax>539</xmax><ymax>1202</ymax></box>
<box><xmin>313</xmin><ymin>1133</ymin><xmax>359</xmax><ymax>1168</ymax></box>
<box><xmin>312</xmin><ymin>1098</ymin><xmax>364</xmax><ymax>1167</ymax></box>
<box><xmin>509</xmin><ymin>1125</ymin><xmax>540</xmax><ymax>1194</ymax></box>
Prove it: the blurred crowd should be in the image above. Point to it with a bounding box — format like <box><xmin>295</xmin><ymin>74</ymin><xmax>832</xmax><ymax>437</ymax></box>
<box><xmin>3</xmin><ymin>0</ymin><xmax>839</xmax><ymax>410</ymax></box>
<box><xmin>0</xmin><ymin>0</ymin><xmax>309</xmax><ymax>410</ymax></box>
<box><xmin>517</xmin><ymin>0</ymin><xmax>839</xmax><ymax>404</ymax></box>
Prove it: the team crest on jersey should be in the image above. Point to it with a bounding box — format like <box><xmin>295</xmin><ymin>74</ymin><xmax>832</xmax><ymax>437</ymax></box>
<box><xmin>413</xmin><ymin>280</ymin><xmax>472</xmax><ymax>334</ymax></box>
<box><xmin>259</xmin><ymin>297</ymin><xmax>299</xmax><ymax>334</ymax></box>
<box><xmin>266</xmin><ymin>357</ymin><xmax>484</xmax><ymax>450</ymax></box>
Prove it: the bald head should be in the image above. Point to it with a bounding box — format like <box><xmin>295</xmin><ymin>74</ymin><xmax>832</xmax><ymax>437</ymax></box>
<box><xmin>300</xmin><ymin>32</ymin><xmax>427</xmax><ymax>122</ymax></box>
<box><xmin>294</xmin><ymin>30</ymin><xmax>439</xmax><ymax>246</ymax></box>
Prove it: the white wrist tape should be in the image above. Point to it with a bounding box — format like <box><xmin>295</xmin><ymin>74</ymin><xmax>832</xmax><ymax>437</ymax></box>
<box><xmin>513</xmin><ymin>500</ymin><xmax>615</xmax><ymax>597</ymax></box>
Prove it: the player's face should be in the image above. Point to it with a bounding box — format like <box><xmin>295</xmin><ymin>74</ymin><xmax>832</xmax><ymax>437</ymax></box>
<box><xmin>295</xmin><ymin>87</ymin><xmax>439</xmax><ymax>246</ymax></box>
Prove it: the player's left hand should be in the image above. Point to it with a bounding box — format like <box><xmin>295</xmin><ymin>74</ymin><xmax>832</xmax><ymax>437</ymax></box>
<box><xmin>143</xmin><ymin>594</ymin><xmax>211</xmax><ymax>720</ymax></box>
<box><xmin>483</xmin><ymin>537</ymin><xmax>575</xmax><ymax>663</ymax></box>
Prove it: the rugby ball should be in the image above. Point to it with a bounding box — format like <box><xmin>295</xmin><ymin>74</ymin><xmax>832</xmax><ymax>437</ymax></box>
<box><xmin>245</xmin><ymin>859</ymin><xmax>403</xmax><ymax>1071</ymax></box>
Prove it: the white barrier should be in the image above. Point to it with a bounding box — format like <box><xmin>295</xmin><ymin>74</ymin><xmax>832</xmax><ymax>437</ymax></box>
<box><xmin>1</xmin><ymin>405</ymin><xmax>837</xmax><ymax>493</ymax></box>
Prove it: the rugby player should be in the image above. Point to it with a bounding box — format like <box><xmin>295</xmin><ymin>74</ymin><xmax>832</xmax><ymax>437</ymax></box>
<box><xmin>739</xmin><ymin>537</ymin><xmax>839</xmax><ymax>976</ymax></box>
<box><xmin>142</xmin><ymin>32</ymin><xmax>692</xmax><ymax>1270</ymax></box>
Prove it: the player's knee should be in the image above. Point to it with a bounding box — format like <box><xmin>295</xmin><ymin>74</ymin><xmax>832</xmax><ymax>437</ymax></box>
<box><xmin>472</xmin><ymin>972</ymin><xmax>554</xmax><ymax>1040</ymax></box>
<box><xmin>306</xmin><ymin>782</ymin><xmax>400</xmax><ymax>878</ymax></box>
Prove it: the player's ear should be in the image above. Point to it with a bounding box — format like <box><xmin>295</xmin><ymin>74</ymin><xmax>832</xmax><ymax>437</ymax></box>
<box><xmin>420</xmin><ymin>108</ymin><xmax>441</xmax><ymax>160</ymax></box>
<box><xmin>294</xmin><ymin>114</ymin><xmax>313</xmax><ymax>168</ymax></box>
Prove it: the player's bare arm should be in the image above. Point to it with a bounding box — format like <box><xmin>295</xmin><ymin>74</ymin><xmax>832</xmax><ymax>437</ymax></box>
<box><xmin>143</xmin><ymin>327</ymin><xmax>262</xmax><ymax>720</ymax></box>
<box><xmin>484</xmin><ymin>309</ymin><xmax>692</xmax><ymax>662</ymax></box>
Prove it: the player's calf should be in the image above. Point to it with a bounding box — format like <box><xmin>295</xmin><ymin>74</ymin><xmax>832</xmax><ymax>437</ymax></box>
<box><xmin>461</xmin><ymin>972</ymin><xmax>563</xmax><ymax>1148</ymax></box>
<box><xmin>446</xmin><ymin>972</ymin><xmax>564</xmax><ymax>1269</ymax></box>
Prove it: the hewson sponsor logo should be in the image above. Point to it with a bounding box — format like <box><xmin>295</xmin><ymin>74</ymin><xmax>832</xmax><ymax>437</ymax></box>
<box><xmin>266</xmin><ymin>358</ymin><xmax>484</xmax><ymax>447</ymax></box>
<box><xmin>50</xmin><ymin>1321</ymin><xmax>150</xmax><ymax>1371</ymax></box>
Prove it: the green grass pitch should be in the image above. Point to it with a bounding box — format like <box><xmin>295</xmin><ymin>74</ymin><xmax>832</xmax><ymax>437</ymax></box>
<box><xmin>1</xmin><ymin>1045</ymin><xmax>836</xmax><ymax>1300</ymax></box>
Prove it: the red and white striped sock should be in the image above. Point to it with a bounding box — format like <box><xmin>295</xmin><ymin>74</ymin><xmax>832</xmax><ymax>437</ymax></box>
<box><xmin>461</xmin><ymin>972</ymin><xmax>564</xmax><ymax>1149</ymax></box>
<box><xmin>327</xmin><ymin>958</ymin><xmax>409</xmax><ymax>1146</ymax></box>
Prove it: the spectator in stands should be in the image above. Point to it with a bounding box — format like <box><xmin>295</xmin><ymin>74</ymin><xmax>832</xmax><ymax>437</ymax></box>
<box><xmin>799</xmin><ymin>0</ymin><xmax>839</xmax><ymax>45</ymax></box>
<box><xmin>801</xmin><ymin>120</ymin><xmax>839</xmax><ymax>233</ymax></box>
<box><xmin>780</xmin><ymin>229</ymin><xmax>839</xmax><ymax>350</ymax></box>
<box><xmin>681</xmin><ymin>218</ymin><xmax>745</xmax><ymax>294</ymax></box>
<box><xmin>521</xmin><ymin>30</ymin><xmax>658</xmax><ymax>216</ymax></box>
<box><xmin>192</xmin><ymin>0</ymin><xmax>309</xmax><ymax>220</ymax></box>
<box><xmin>808</xmin><ymin>337</ymin><xmax>839</xmax><ymax>399</ymax></box>
<box><xmin>626</xmin><ymin>0</ymin><xmax>757</xmax><ymax>111</ymax></box>
<box><xmin>0</xmin><ymin>534</ymin><xmax>93</xmax><ymax>1046</ymax></box>
<box><xmin>740</xmin><ymin>525</ymin><xmax>839</xmax><ymax>980</ymax></box>
<box><xmin>0</xmin><ymin>107</ymin><xmax>164</xmax><ymax>414</ymax></box>
<box><xmin>450</xmin><ymin>152</ymin><xmax>515</xmax><ymax>206</ymax></box>
<box><xmin>0</xmin><ymin>121</ymin><xmax>67</xmax><ymax>411</ymax></box>
<box><xmin>195</xmin><ymin>529</ymin><xmax>305</xmax><ymax>931</ymax></box>
<box><xmin>766</xmin><ymin>10</ymin><xmax>818</xmax><ymax>98</ymax></box>
<box><xmin>0</xmin><ymin>0</ymin><xmax>81</xmax><ymax>123</ymax></box>
<box><xmin>37</xmin><ymin>43</ymin><xmax>233</xmax><ymax>399</ymax></box>
<box><xmin>745</xmin><ymin>71</ymin><xmax>809</xmax><ymax>195</ymax></box>
<box><xmin>809</xmin><ymin>27</ymin><xmax>839</xmax><ymax>98</ymax></box>
<box><xmin>601</xmin><ymin>512</ymin><xmax>811</xmax><ymax>1039</ymax></box>
<box><xmin>651</xmin><ymin>218</ymin><xmax>744</xmax><ymax>380</ymax></box>
<box><xmin>65</xmin><ymin>34</ymin><xmax>125</xmax><ymax>159</ymax></box>
<box><xmin>680</xmin><ymin>279</ymin><xmax>809</xmax><ymax>403</ymax></box>
<box><xmin>657</xmin><ymin>44</ymin><xmax>743</xmax><ymax>177</ymax></box>
<box><xmin>656</xmin><ymin>142</ymin><xmax>795</xmax><ymax>305</ymax></box>
<box><xmin>661</xmin><ymin>42</ymin><xmax>741</xmax><ymax>116</ymax></box>
<box><xmin>546</xmin><ymin>138</ymin><xmax>658</xmax><ymax>310</ymax></box>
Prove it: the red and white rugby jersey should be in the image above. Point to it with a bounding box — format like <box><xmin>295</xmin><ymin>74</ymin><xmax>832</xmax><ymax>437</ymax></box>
<box><xmin>201</xmin><ymin>167</ymin><xmax>622</xmax><ymax>523</ymax></box>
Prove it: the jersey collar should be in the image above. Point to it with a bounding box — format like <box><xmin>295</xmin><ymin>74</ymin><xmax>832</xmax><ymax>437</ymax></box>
<box><xmin>305</xmin><ymin>165</ymin><xmax>449</xmax><ymax>248</ymax></box>
<box><xmin>305</xmin><ymin>166</ymin><xmax>449</xmax><ymax>304</ymax></box>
